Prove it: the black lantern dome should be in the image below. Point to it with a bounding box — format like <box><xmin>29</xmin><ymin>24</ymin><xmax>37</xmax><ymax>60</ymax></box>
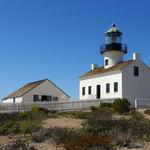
<box><xmin>100</xmin><ymin>24</ymin><xmax>127</xmax><ymax>54</ymax></box>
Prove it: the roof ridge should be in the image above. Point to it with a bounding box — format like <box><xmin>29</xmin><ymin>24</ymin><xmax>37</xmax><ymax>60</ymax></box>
<box><xmin>80</xmin><ymin>60</ymin><xmax>134</xmax><ymax>78</ymax></box>
<box><xmin>5</xmin><ymin>79</ymin><xmax>48</xmax><ymax>99</ymax></box>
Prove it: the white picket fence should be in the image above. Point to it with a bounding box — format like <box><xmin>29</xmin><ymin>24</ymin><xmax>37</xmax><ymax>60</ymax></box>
<box><xmin>0</xmin><ymin>99</ymin><xmax>114</xmax><ymax>113</ymax></box>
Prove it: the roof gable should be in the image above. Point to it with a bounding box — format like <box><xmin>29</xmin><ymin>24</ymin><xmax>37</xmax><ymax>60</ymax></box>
<box><xmin>6</xmin><ymin>79</ymin><xmax>70</xmax><ymax>99</ymax></box>
<box><xmin>6</xmin><ymin>79</ymin><xmax>47</xmax><ymax>99</ymax></box>
<box><xmin>80</xmin><ymin>60</ymin><xmax>134</xmax><ymax>79</ymax></box>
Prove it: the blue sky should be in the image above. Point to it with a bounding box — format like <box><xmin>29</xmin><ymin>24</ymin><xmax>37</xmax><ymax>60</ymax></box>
<box><xmin>0</xmin><ymin>0</ymin><xmax>150</xmax><ymax>100</ymax></box>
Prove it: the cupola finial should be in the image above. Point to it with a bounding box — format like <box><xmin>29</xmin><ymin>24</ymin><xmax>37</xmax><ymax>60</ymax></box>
<box><xmin>112</xmin><ymin>23</ymin><xmax>115</xmax><ymax>27</ymax></box>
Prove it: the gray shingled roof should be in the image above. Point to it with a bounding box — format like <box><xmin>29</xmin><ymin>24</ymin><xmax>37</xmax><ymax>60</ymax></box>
<box><xmin>80</xmin><ymin>60</ymin><xmax>134</xmax><ymax>79</ymax></box>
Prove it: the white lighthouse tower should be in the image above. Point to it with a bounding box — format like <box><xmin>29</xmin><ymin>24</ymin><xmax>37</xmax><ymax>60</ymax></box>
<box><xmin>100</xmin><ymin>24</ymin><xmax>127</xmax><ymax>69</ymax></box>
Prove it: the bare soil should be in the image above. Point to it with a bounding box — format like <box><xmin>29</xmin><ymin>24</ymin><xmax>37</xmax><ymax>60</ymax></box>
<box><xmin>42</xmin><ymin>117</ymin><xmax>84</xmax><ymax>128</ymax></box>
<box><xmin>0</xmin><ymin>136</ymin><xmax>12</xmax><ymax>146</ymax></box>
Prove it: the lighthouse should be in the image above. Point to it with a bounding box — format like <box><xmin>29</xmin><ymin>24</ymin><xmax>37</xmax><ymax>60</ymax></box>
<box><xmin>80</xmin><ymin>24</ymin><xmax>150</xmax><ymax>107</ymax></box>
<box><xmin>100</xmin><ymin>24</ymin><xmax>127</xmax><ymax>69</ymax></box>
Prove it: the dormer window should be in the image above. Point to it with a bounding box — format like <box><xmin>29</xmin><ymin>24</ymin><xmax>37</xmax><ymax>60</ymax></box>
<box><xmin>134</xmin><ymin>66</ymin><xmax>139</xmax><ymax>76</ymax></box>
<box><xmin>105</xmin><ymin>59</ymin><xmax>109</xmax><ymax>66</ymax></box>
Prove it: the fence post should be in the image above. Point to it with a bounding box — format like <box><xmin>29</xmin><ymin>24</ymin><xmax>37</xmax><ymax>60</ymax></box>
<box><xmin>135</xmin><ymin>99</ymin><xmax>138</xmax><ymax>109</ymax></box>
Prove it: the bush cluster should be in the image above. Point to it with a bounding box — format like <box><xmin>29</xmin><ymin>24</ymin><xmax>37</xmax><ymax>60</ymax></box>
<box><xmin>144</xmin><ymin>108</ymin><xmax>150</xmax><ymax>115</ymax></box>
<box><xmin>47</xmin><ymin>110</ymin><xmax>150</xmax><ymax>149</ymax></box>
<box><xmin>90</xmin><ymin>98</ymin><xmax>130</xmax><ymax>114</ymax></box>
<box><xmin>0</xmin><ymin>106</ymin><xmax>49</xmax><ymax>135</ymax></box>
<box><xmin>113</xmin><ymin>98</ymin><xmax>130</xmax><ymax>113</ymax></box>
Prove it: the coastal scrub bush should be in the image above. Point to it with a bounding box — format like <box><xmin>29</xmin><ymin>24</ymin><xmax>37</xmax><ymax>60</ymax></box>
<box><xmin>51</xmin><ymin>127</ymin><xmax>114</xmax><ymax>150</ymax></box>
<box><xmin>90</xmin><ymin>106</ymin><xmax>98</xmax><ymax>112</ymax></box>
<box><xmin>100</xmin><ymin>102</ymin><xmax>113</xmax><ymax>108</ymax></box>
<box><xmin>31</xmin><ymin>128</ymin><xmax>53</xmax><ymax>143</ymax></box>
<box><xmin>19</xmin><ymin>111</ymin><xmax>28</xmax><ymax>120</ymax></box>
<box><xmin>28</xmin><ymin>106</ymin><xmax>48</xmax><ymax>121</ymax></box>
<box><xmin>144</xmin><ymin>108</ymin><xmax>150</xmax><ymax>115</ymax></box>
<box><xmin>113</xmin><ymin>98</ymin><xmax>130</xmax><ymax>113</ymax></box>
<box><xmin>19</xmin><ymin>121</ymin><xmax>41</xmax><ymax>134</ymax></box>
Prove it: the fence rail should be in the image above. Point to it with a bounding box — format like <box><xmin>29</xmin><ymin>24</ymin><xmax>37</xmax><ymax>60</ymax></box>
<box><xmin>135</xmin><ymin>98</ymin><xmax>150</xmax><ymax>109</ymax></box>
<box><xmin>0</xmin><ymin>99</ymin><xmax>115</xmax><ymax>113</ymax></box>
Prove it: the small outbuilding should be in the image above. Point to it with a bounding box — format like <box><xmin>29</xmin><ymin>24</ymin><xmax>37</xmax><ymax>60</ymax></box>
<box><xmin>3</xmin><ymin>79</ymin><xmax>70</xmax><ymax>103</ymax></box>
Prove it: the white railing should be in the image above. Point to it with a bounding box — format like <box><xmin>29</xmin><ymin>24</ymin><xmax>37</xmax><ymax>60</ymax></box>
<box><xmin>135</xmin><ymin>98</ymin><xmax>150</xmax><ymax>109</ymax></box>
<box><xmin>0</xmin><ymin>99</ymin><xmax>115</xmax><ymax>113</ymax></box>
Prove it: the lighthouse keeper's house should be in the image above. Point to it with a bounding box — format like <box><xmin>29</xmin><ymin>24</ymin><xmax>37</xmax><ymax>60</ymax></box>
<box><xmin>79</xmin><ymin>24</ymin><xmax>150</xmax><ymax>106</ymax></box>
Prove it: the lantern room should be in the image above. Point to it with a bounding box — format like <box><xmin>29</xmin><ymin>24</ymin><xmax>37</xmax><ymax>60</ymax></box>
<box><xmin>100</xmin><ymin>24</ymin><xmax>127</xmax><ymax>54</ymax></box>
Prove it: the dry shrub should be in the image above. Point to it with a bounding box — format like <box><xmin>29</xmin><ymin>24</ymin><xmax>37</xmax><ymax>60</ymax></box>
<box><xmin>51</xmin><ymin>127</ymin><xmax>115</xmax><ymax>150</ymax></box>
<box><xmin>31</xmin><ymin>128</ymin><xmax>53</xmax><ymax>143</ymax></box>
<box><xmin>144</xmin><ymin>109</ymin><xmax>150</xmax><ymax>115</ymax></box>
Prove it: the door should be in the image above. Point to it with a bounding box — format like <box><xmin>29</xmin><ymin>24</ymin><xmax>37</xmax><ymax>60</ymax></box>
<box><xmin>96</xmin><ymin>85</ymin><xmax>101</xmax><ymax>99</ymax></box>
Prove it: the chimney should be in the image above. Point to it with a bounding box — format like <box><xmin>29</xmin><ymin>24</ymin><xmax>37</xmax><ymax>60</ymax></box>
<box><xmin>91</xmin><ymin>64</ymin><xmax>97</xmax><ymax>70</ymax></box>
<box><xmin>133</xmin><ymin>53</ymin><xmax>141</xmax><ymax>60</ymax></box>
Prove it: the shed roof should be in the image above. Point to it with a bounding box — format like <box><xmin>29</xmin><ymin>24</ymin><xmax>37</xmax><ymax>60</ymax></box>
<box><xmin>80</xmin><ymin>60</ymin><xmax>134</xmax><ymax>79</ymax></box>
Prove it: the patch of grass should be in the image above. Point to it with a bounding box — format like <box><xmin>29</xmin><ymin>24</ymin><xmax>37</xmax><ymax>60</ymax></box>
<box><xmin>100</xmin><ymin>102</ymin><xmax>113</xmax><ymax>108</ymax></box>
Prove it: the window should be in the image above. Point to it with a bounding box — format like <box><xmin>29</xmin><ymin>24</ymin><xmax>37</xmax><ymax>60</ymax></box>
<box><xmin>105</xmin><ymin>59</ymin><xmax>109</xmax><ymax>66</ymax></box>
<box><xmin>82</xmin><ymin>87</ymin><xmax>85</xmax><ymax>96</ymax></box>
<box><xmin>47</xmin><ymin>95</ymin><xmax>52</xmax><ymax>101</ymax></box>
<box><xmin>41</xmin><ymin>95</ymin><xmax>48</xmax><ymax>101</ymax></box>
<box><xmin>53</xmin><ymin>97</ymin><xmax>58</xmax><ymax>101</ymax></box>
<box><xmin>134</xmin><ymin>66</ymin><xmax>139</xmax><ymax>76</ymax></box>
<box><xmin>33</xmin><ymin>95</ymin><xmax>39</xmax><ymax>102</ymax></box>
<box><xmin>88</xmin><ymin>86</ymin><xmax>92</xmax><ymax>95</ymax></box>
<box><xmin>114</xmin><ymin>82</ymin><xmax>118</xmax><ymax>92</ymax></box>
<box><xmin>106</xmin><ymin>83</ymin><xmax>110</xmax><ymax>93</ymax></box>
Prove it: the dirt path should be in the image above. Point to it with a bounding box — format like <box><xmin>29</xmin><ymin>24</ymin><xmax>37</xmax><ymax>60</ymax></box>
<box><xmin>42</xmin><ymin>117</ymin><xmax>84</xmax><ymax>128</ymax></box>
<box><xmin>0</xmin><ymin>136</ymin><xmax>12</xmax><ymax>146</ymax></box>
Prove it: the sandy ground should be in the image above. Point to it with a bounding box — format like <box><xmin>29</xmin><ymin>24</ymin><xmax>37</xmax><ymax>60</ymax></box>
<box><xmin>118</xmin><ymin>142</ymin><xmax>150</xmax><ymax>150</ymax></box>
<box><xmin>0</xmin><ymin>136</ymin><xmax>12</xmax><ymax>146</ymax></box>
<box><xmin>1</xmin><ymin>110</ymin><xmax>150</xmax><ymax>150</ymax></box>
<box><xmin>42</xmin><ymin>117</ymin><xmax>84</xmax><ymax>128</ymax></box>
<box><xmin>32</xmin><ymin>139</ymin><xmax>65</xmax><ymax>150</ymax></box>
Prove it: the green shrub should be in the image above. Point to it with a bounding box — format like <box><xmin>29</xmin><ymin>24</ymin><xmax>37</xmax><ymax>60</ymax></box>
<box><xmin>29</xmin><ymin>106</ymin><xmax>47</xmax><ymax>121</ymax></box>
<box><xmin>100</xmin><ymin>102</ymin><xmax>112</xmax><ymax>108</ymax></box>
<box><xmin>0</xmin><ymin>121</ymin><xmax>20</xmax><ymax>135</ymax></box>
<box><xmin>113</xmin><ymin>98</ymin><xmax>130</xmax><ymax>113</ymax></box>
<box><xmin>90</xmin><ymin>106</ymin><xmax>98</xmax><ymax>112</ymax></box>
<box><xmin>19</xmin><ymin>121</ymin><xmax>41</xmax><ymax>134</ymax></box>
<box><xmin>19</xmin><ymin>111</ymin><xmax>28</xmax><ymax>120</ymax></box>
